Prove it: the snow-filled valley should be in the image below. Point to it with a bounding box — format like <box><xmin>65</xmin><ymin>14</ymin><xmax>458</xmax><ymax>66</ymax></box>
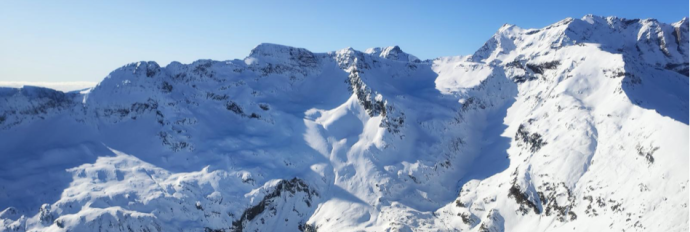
<box><xmin>0</xmin><ymin>15</ymin><xmax>688</xmax><ymax>232</ymax></box>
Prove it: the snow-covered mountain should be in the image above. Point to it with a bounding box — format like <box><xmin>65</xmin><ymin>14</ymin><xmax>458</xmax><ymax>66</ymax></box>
<box><xmin>1</xmin><ymin>15</ymin><xmax>687</xmax><ymax>232</ymax></box>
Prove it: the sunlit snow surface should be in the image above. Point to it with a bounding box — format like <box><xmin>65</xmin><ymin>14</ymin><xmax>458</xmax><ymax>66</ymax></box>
<box><xmin>1</xmin><ymin>15</ymin><xmax>688</xmax><ymax>232</ymax></box>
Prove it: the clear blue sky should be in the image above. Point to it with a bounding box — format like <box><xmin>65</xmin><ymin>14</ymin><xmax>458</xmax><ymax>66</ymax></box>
<box><xmin>1</xmin><ymin>0</ymin><xmax>688</xmax><ymax>83</ymax></box>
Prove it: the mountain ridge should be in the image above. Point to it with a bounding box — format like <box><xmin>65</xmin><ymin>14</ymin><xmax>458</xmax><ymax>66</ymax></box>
<box><xmin>1</xmin><ymin>15</ymin><xmax>688</xmax><ymax>232</ymax></box>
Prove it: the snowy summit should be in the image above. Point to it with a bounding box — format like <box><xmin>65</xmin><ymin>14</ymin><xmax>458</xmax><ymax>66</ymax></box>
<box><xmin>0</xmin><ymin>15</ymin><xmax>688</xmax><ymax>232</ymax></box>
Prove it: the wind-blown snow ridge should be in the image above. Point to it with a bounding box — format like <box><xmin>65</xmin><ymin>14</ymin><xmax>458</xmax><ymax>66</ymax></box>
<box><xmin>1</xmin><ymin>15</ymin><xmax>688</xmax><ymax>232</ymax></box>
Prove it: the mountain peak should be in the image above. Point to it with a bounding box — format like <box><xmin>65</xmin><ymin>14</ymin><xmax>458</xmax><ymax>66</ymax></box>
<box><xmin>247</xmin><ymin>43</ymin><xmax>314</xmax><ymax>59</ymax></box>
<box><xmin>365</xmin><ymin>45</ymin><xmax>420</xmax><ymax>62</ymax></box>
<box><xmin>1</xmin><ymin>16</ymin><xmax>688</xmax><ymax>232</ymax></box>
<box><xmin>674</xmin><ymin>16</ymin><xmax>689</xmax><ymax>27</ymax></box>
<box><xmin>245</xmin><ymin>43</ymin><xmax>318</xmax><ymax>67</ymax></box>
<box><xmin>472</xmin><ymin>15</ymin><xmax>689</xmax><ymax>65</ymax></box>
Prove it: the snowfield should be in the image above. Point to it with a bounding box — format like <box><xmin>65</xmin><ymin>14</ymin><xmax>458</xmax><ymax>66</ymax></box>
<box><xmin>1</xmin><ymin>15</ymin><xmax>688</xmax><ymax>232</ymax></box>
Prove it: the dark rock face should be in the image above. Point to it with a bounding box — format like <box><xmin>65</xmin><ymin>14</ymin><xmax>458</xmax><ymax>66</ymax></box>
<box><xmin>231</xmin><ymin>178</ymin><xmax>318</xmax><ymax>232</ymax></box>
<box><xmin>526</xmin><ymin>61</ymin><xmax>560</xmax><ymax>75</ymax></box>
<box><xmin>508</xmin><ymin>184</ymin><xmax>540</xmax><ymax>215</ymax></box>
<box><xmin>226</xmin><ymin>101</ymin><xmax>244</xmax><ymax>115</ymax></box>
<box><xmin>515</xmin><ymin>124</ymin><xmax>547</xmax><ymax>153</ymax></box>
<box><xmin>347</xmin><ymin>69</ymin><xmax>386</xmax><ymax>117</ymax></box>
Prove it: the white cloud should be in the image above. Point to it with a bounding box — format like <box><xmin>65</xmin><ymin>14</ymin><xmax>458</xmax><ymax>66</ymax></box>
<box><xmin>0</xmin><ymin>81</ymin><xmax>97</xmax><ymax>92</ymax></box>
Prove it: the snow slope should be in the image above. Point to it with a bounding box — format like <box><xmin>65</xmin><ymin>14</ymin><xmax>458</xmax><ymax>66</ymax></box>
<box><xmin>0</xmin><ymin>15</ymin><xmax>688</xmax><ymax>232</ymax></box>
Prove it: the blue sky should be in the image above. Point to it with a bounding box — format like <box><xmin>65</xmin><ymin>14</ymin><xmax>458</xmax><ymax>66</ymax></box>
<box><xmin>1</xmin><ymin>1</ymin><xmax>688</xmax><ymax>83</ymax></box>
